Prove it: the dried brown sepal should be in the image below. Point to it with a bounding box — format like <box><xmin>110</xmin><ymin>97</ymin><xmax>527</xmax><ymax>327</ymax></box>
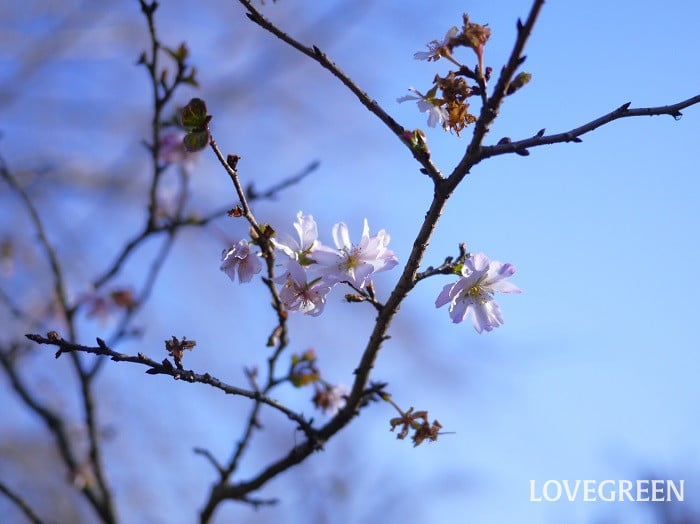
<box><xmin>389</xmin><ymin>407</ymin><xmax>443</xmax><ymax>447</ymax></box>
<box><xmin>344</xmin><ymin>293</ymin><xmax>365</xmax><ymax>303</ymax></box>
<box><xmin>228</xmin><ymin>205</ymin><xmax>244</xmax><ymax>217</ymax></box>
<box><xmin>457</xmin><ymin>14</ymin><xmax>491</xmax><ymax>73</ymax></box>
<box><xmin>433</xmin><ymin>71</ymin><xmax>477</xmax><ymax>135</ymax></box>
<box><xmin>412</xmin><ymin>418</ymin><xmax>443</xmax><ymax>447</ymax></box>
<box><xmin>164</xmin><ymin>335</ymin><xmax>196</xmax><ymax>362</ymax></box>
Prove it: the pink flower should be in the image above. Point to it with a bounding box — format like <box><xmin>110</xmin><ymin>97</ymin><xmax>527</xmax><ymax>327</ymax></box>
<box><xmin>435</xmin><ymin>252</ymin><xmax>520</xmax><ymax>333</ymax></box>
<box><xmin>272</xmin><ymin>211</ymin><xmax>319</xmax><ymax>263</ymax></box>
<box><xmin>220</xmin><ymin>240</ymin><xmax>262</xmax><ymax>283</ymax></box>
<box><xmin>312</xmin><ymin>219</ymin><xmax>398</xmax><ymax>288</ymax></box>
<box><xmin>275</xmin><ymin>259</ymin><xmax>332</xmax><ymax>316</ymax></box>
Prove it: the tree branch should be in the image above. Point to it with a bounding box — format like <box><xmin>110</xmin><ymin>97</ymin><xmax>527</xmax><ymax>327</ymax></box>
<box><xmin>236</xmin><ymin>0</ymin><xmax>444</xmax><ymax>182</ymax></box>
<box><xmin>449</xmin><ymin>0</ymin><xmax>546</xmax><ymax>184</ymax></box>
<box><xmin>197</xmin><ymin>2</ymin><xmax>549</xmax><ymax>517</ymax></box>
<box><xmin>479</xmin><ymin>95</ymin><xmax>700</xmax><ymax>159</ymax></box>
<box><xmin>25</xmin><ymin>333</ymin><xmax>316</xmax><ymax>441</ymax></box>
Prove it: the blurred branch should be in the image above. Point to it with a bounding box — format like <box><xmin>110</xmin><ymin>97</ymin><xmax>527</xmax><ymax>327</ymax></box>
<box><xmin>480</xmin><ymin>95</ymin><xmax>700</xmax><ymax>159</ymax></box>
<box><xmin>0</xmin><ymin>286</ymin><xmax>37</xmax><ymax>325</ymax></box>
<box><xmin>0</xmin><ymin>157</ymin><xmax>117</xmax><ymax>521</ymax></box>
<box><xmin>246</xmin><ymin>160</ymin><xmax>319</xmax><ymax>201</ymax></box>
<box><xmin>0</xmin><ymin>157</ymin><xmax>71</xmax><ymax>327</ymax></box>
<box><xmin>0</xmin><ymin>345</ymin><xmax>115</xmax><ymax>523</ymax></box>
<box><xmin>0</xmin><ymin>480</ymin><xmax>44</xmax><ymax>524</ymax></box>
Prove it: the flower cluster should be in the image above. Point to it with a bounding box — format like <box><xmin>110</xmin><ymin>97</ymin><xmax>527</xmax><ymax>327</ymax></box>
<box><xmin>435</xmin><ymin>252</ymin><xmax>520</xmax><ymax>333</ymax></box>
<box><xmin>220</xmin><ymin>211</ymin><xmax>398</xmax><ymax>316</ymax></box>
<box><xmin>398</xmin><ymin>14</ymin><xmax>497</xmax><ymax>135</ymax></box>
<box><xmin>220</xmin><ymin>214</ymin><xmax>520</xmax><ymax>333</ymax></box>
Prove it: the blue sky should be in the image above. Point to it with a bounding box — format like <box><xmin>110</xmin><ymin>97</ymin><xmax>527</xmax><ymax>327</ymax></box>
<box><xmin>1</xmin><ymin>1</ymin><xmax>699</xmax><ymax>523</ymax></box>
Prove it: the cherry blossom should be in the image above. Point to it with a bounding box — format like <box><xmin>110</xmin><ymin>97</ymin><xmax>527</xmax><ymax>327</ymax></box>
<box><xmin>312</xmin><ymin>219</ymin><xmax>398</xmax><ymax>288</ymax></box>
<box><xmin>397</xmin><ymin>87</ymin><xmax>449</xmax><ymax>129</ymax></box>
<box><xmin>275</xmin><ymin>259</ymin><xmax>332</xmax><ymax>316</ymax></box>
<box><xmin>435</xmin><ymin>252</ymin><xmax>520</xmax><ymax>333</ymax></box>
<box><xmin>220</xmin><ymin>239</ymin><xmax>262</xmax><ymax>283</ymax></box>
<box><xmin>272</xmin><ymin>211</ymin><xmax>319</xmax><ymax>264</ymax></box>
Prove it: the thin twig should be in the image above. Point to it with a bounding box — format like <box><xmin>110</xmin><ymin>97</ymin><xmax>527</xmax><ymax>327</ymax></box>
<box><xmin>193</xmin><ymin>448</ymin><xmax>226</xmax><ymax>477</ymax></box>
<box><xmin>415</xmin><ymin>243</ymin><xmax>468</xmax><ymax>283</ymax></box>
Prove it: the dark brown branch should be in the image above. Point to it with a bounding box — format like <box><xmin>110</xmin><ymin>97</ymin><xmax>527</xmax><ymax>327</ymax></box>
<box><xmin>199</xmin><ymin>3</ymin><xmax>548</xmax><ymax>516</ymax></box>
<box><xmin>203</xmin><ymin>132</ymin><xmax>305</xmax><ymax>517</ymax></box>
<box><xmin>479</xmin><ymin>95</ymin><xmax>700</xmax><ymax>159</ymax></box>
<box><xmin>201</xmin><ymin>162</ymin><xmax>452</xmax><ymax>521</ymax></box>
<box><xmin>449</xmin><ymin>0</ymin><xmax>546</xmax><ymax>184</ymax></box>
<box><xmin>25</xmin><ymin>333</ymin><xmax>315</xmax><ymax>440</ymax></box>
<box><xmin>208</xmin><ymin>139</ymin><xmax>264</xmax><ymax>238</ymax></box>
<box><xmin>236</xmin><ymin>0</ymin><xmax>444</xmax><ymax>184</ymax></box>
<box><xmin>415</xmin><ymin>243</ymin><xmax>468</xmax><ymax>283</ymax></box>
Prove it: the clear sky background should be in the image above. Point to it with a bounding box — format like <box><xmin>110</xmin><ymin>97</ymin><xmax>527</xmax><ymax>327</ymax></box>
<box><xmin>1</xmin><ymin>1</ymin><xmax>699</xmax><ymax>523</ymax></box>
